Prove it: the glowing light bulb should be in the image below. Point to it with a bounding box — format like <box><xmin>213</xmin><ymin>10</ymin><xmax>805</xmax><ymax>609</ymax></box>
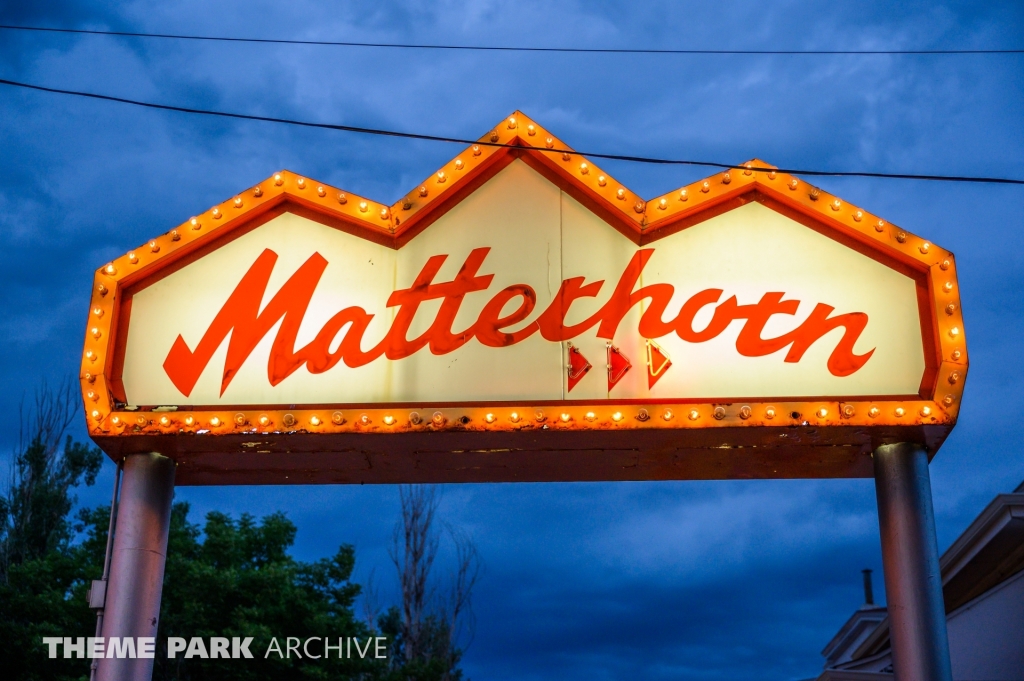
<box><xmin>585</xmin><ymin>411</ymin><xmax>596</xmax><ymax>421</ymax></box>
<box><xmin>91</xmin><ymin>327</ymin><xmax>101</xmax><ymax>339</ymax></box>
<box><xmin>384</xmin><ymin>415</ymin><xmax>396</xmax><ymax>425</ymax></box>
<box><xmin>233</xmin><ymin>197</ymin><xmax>243</xmax><ymax>208</ymax></box>
<box><xmin>943</xmin><ymin>281</ymin><xmax>954</xmax><ymax>293</ymax></box>
<box><xmin>949</xmin><ymin>326</ymin><xmax>960</xmax><ymax>339</ymax></box>
<box><xmin>509</xmin><ymin>412</ymin><xmax>520</xmax><ymax>423</ymax></box>
<box><xmin>658</xmin><ymin>198</ymin><xmax>667</xmax><ymax>210</ymax></box>
<box><xmin>507</xmin><ymin>116</ymin><xmax>517</xmax><ymax>129</ymax></box>
<box><xmin>579</xmin><ymin>162</ymin><xmax>589</xmax><ymax>175</ymax></box>
<box><xmin>701</xmin><ymin>181</ymin><xmax>711</xmax><ymax>193</ymax></box>
<box><xmin>317</xmin><ymin>186</ymin><xmax>326</xmax><ymax>197</ymax></box>
<box><xmin>359</xmin><ymin>201</ymin><xmax>368</xmax><ymax>212</ymax></box>
<box><xmin>149</xmin><ymin>240</ymin><xmax>159</xmax><ymax>252</ymax></box>
<box><xmin>894</xmin><ymin>407</ymin><xmax>905</xmax><ymax>418</ymax></box>
<box><xmin>160</xmin><ymin>415</ymin><xmax>171</xmax><ymax>427</ymax></box>
<box><xmin>91</xmin><ymin>410</ymin><xmax>101</xmax><ymax>420</ymax></box>
<box><xmin>274</xmin><ymin>173</ymin><xmax>284</xmax><ymax>186</ymax></box>
<box><xmin>743</xmin><ymin>163</ymin><xmax>753</xmax><ymax>175</ymax></box>
<box><xmin>128</xmin><ymin>252</ymin><xmax>138</xmax><ymax>264</ymax></box>
<box><xmin>485</xmin><ymin>413</ymin><xmax>495</xmax><ymax>423</ymax></box>
<box><xmin>184</xmin><ymin>415</ymin><xmax>195</xmax><ymax>426</ymax></box>
<box><xmin>679</xmin><ymin>189</ymin><xmax>688</xmax><ymax>201</ymax></box>
<box><xmin>831</xmin><ymin>199</ymin><xmax>841</xmax><ymax>211</ymax></box>
<box><xmin>662</xmin><ymin>409</ymin><xmax>673</xmax><ymax>421</ymax></box>
<box><xmin>211</xmin><ymin>207</ymin><xmax>221</xmax><ymax>219</ymax></box>
<box><xmin>765</xmin><ymin>407</ymin><xmax>776</xmax><ymax>419</ymax></box>
<box><xmin>259</xmin><ymin>414</ymin><xmax>270</xmax><ymax>426</ymax></box>
<box><xmin>689</xmin><ymin>409</ymin><xmax>700</xmax><ymax>421</ymax></box>
<box><xmin>767</xmin><ymin>171</ymin><xmax>776</xmax><ymax>180</ymax></box>
<box><xmin>359</xmin><ymin>414</ymin><xmax>370</xmax><ymax>425</ymax></box>
<box><xmin>380</xmin><ymin>207</ymin><xmax>390</xmax><ymax>219</ymax></box>
<box><xmin>612</xmin><ymin>412</ymin><xmax>623</xmax><ymax>422</ymax></box>
<box><xmin>853</xmin><ymin>210</ymin><xmax>863</xmax><ymax>222</ymax></box>
<box><xmin>616</xmin><ymin>188</ymin><xmax>625</xmax><ymax>200</ymax></box>
<box><xmin>436</xmin><ymin>171</ymin><xmax>447</xmax><ymax>183</ymax></box>
<box><xmin>545</xmin><ymin>137</ymin><xmax>554</xmax><ymax>149</ymax></box>
<box><xmin>597</xmin><ymin>175</ymin><xmax>607</xmax><ymax>186</ymax></box>
<box><xmin>921</xmin><ymin>406</ymin><xmax>932</xmax><ymax>417</ymax></box>
<box><xmin>418</xmin><ymin>186</ymin><xmax>428</xmax><ymax>197</ymax></box>
<box><xmin>210</xmin><ymin>416</ymin><xmax>221</xmax><ymax>427</ymax></box>
<box><xmin>86</xmin><ymin>390</ymin><xmax>98</xmax><ymax>401</ymax></box>
<box><xmin>190</xmin><ymin>217</ymin><xmax>201</xmax><ymax>230</ymax></box>
<box><xmin>104</xmin><ymin>263</ymin><xmax>116</xmax><ymax>275</ymax></box>
<box><xmin>93</xmin><ymin>307</ymin><xmax>103</xmax><ymax>317</ymax></box>
<box><xmin>875</xmin><ymin>220</ymin><xmax>885</xmax><ymax>232</ymax></box>
<box><xmin>562</xmin><ymin>152</ymin><xmax>571</xmax><ymax>161</ymax></box>
<box><xmin>111</xmin><ymin>416</ymin><xmax>121</xmax><ymax>426</ymax></box>
<box><xmin>560</xmin><ymin>413</ymin><xmax>571</xmax><ymax>422</ymax></box>
<box><xmin>816</xmin><ymin>408</ymin><xmax>828</xmax><ymax>418</ymax></box>
<box><xmin>868</xmin><ymin>407</ymin><xmax>880</xmax><ymax>418</ymax></box>
<box><xmin>789</xmin><ymin>179</ymin><xmax>798</xmax><ymax>190</ymax></box>
<box><xmin>454</xmin><ymin>159</ymin><xmax>464</xmax><ymax>171</ymax></box>
<box><xmin>296</xmin><ymin>178</ymin><xmax>306</xmax><ymax>189</ymax></box>
<box><xmin>527</xmin><ymin>124</ymin><xmax>536</xmax><ymax>136</ymax></box>
<box><xmin>85</xmin><ymin>350</ymin><xmax>97</xmax><ymax>363</ymax></box>
<box><xmin>472</xmin><ymin>145</ymin><xmax>481</xmax><ymax>156</ymax></box>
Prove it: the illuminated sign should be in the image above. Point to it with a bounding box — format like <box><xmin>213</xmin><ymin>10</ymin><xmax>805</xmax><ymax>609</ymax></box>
<box><xmin>82</xmin><ymin>113</ymin><xmax>967</xmax><ymax>484</ymax></box>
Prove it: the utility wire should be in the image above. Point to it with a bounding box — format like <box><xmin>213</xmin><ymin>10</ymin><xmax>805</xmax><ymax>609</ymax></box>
<box><xmin>2</xmin><ymin>24</ymin><xmax>1022</xmax><ymax>55</ymax></box>
<box><xmin>1</xmin><ymin>76</ymin><xmax>1021</xmax><ymax>186</ymax></box>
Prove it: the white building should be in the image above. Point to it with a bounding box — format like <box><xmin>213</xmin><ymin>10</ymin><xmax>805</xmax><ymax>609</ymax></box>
<box><xmin>816</xmin><ymin>481</ymin><xmax>1024</xmax><ymax>681</ymax></box>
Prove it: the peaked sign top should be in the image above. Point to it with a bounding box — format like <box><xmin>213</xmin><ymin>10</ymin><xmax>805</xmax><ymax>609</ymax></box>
<box><xmin>81</xmin><ymin>111</ymin><xmax>967</xmax><ymax>485</ymax></box>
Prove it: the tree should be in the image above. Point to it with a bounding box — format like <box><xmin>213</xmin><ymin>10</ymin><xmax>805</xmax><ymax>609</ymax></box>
<box><xmin>0</xmin><ymin>380</ymin><xmax>102</xmax><ymax>579</ymax></box>
<box><xmin>0</xmin><ymin>381</ymin><xmax>104</xmax><ymax>681</ymax></box>
<box><xmin>377</xmin><ymin>486</ymin><xmax>480</xmax><ymax>681</ymax></box>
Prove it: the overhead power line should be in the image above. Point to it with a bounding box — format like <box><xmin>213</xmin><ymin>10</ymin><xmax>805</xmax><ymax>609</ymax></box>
<box><xmin>2</xmin><ymin>24</ymin><xmax>1022</xmax><ymax>56</ymax></box>
<box><xmin>0</xmin><ymin>76</ymin><xmax>1021</xmax><ymax>186</ymax></box>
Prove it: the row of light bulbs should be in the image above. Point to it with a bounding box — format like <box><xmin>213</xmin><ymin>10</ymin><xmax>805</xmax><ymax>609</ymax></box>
<box><xmin>91</xmin><ymin>402</ymin><xmax>948</xmax><ymax>429</ymax></box>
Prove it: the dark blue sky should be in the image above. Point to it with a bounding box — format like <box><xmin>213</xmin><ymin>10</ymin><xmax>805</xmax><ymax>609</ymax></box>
<box><xmin>1</xmin><ymin>2</ymin><xmax>1023</xmax><ymax>679</ymax></box>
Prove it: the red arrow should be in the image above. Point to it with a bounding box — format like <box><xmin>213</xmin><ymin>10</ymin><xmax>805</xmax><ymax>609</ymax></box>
<box><xmin>607</xmin><ymin>343</ymin><xmax>632</xmax><ymax>392</ymax></box>
<box><xmin>566</xmin><ymin>342</ymin><xmax>592</xmax><ymax>392</ymax></box>
<box><xmin>646</xmin><ymin>339</ymin><xmax>672</xmax><ymax>389</ymax></box>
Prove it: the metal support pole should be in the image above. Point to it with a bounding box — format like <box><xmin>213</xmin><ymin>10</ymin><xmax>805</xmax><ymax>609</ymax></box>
<box><xmin>95</xmin><ymin>453</ymin><xmax>175</xmax><ymax>681</ymax></box>
<box><xmin>873</xmin><ymin>443</ymin><xmax>952</xmax><ymax>681</ymax></box>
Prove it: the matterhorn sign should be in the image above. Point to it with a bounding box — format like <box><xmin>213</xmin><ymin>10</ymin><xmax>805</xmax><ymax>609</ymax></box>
<box><xmin>82</xmin><ymin>113</ymin><xmax>966</xmax><ymax>484</ymax></box>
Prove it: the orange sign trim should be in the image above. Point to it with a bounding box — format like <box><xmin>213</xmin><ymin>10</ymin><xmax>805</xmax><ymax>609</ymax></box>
<box><xmin>80</xmin><ymin>111</ymin><xmax>967</xmax><ymax>479</ymax></box>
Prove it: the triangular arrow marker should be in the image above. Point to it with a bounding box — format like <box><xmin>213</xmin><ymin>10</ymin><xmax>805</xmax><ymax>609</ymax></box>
<box><xmin>566</xmin><ymin>342</ymin><xmax>592</xmax><ymax>392</ymax></box>
<box><xmin>646</xmin><ymin>339</ymin><xmax>672</xmax><ymax>389</ymax></box>
<box><xmin>607</xmin><ymin>343</ymin><xmax>631</xmax><ymax>392</ymax></box>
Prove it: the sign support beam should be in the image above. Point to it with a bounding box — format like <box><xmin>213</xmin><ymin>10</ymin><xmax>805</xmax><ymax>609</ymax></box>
<box><xmin>873</xmin><ymin>442</ymin><xmax>952</xmax><ymax>681</ymax></box>
<box><xmin>96</xmin><ymin>453</ymin><xmax>175</xmax><ymax>681</ymax></box>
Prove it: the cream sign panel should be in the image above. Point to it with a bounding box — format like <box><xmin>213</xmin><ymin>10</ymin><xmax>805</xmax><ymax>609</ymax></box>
<box><xmin>120</xmin><ymin>161</ymin><xmax>926</xmax><ymax>407</ymax></box>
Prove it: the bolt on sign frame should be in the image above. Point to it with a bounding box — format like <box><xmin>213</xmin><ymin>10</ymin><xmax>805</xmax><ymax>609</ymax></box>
<box><xmin>80</xmin><ymin>111</ymin><xmax>966</xmax><ymax>486</ymax></box>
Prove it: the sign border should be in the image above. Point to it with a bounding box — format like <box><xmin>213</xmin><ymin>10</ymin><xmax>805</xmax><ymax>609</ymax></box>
<box><xmin>80</xmin><ymin>112</ymin><xmax>968</xmax><ymax>481</ymax></box>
